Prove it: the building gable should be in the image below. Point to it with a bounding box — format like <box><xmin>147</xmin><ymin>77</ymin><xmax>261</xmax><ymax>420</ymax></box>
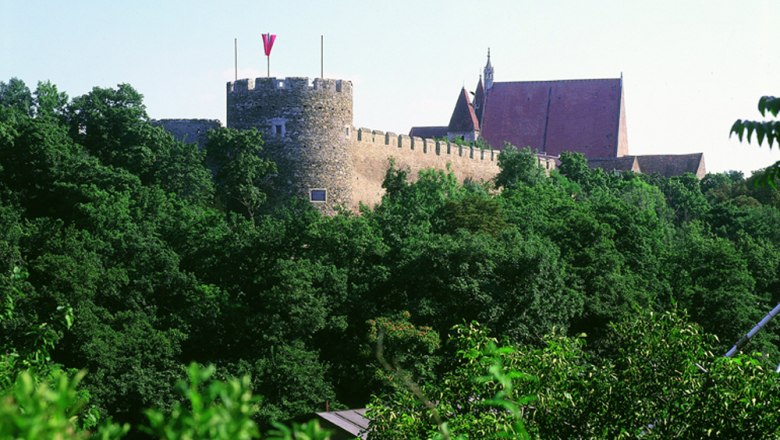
<box><xmin>448</xmin><ymin>87</ymin><xmax>480</xmax><ymax>133</ymax></box>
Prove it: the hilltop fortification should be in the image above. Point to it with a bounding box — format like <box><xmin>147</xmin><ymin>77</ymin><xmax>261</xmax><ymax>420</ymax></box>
<box><xmin>157</xmin><ymin>54</ymin><xmax>704</xmax><ymax>213</ymax></box>
<box><xmin>224</xmin><ymin>76</ymin><xmax>531</xmax><ymax>213</ymax></box>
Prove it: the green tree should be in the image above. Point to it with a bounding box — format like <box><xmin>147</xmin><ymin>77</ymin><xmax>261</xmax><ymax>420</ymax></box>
<box><xmin>206</xmin><ymin>128</ymin><xmax>276</xmax><ymax>223</ymax></box>
<box><xmin>143</xmin><ymin>363</ymin><xmax>260</xmax><ymax>440</ymax></box>
<box><xmin>366</xmin><ymin>311</ymin><xmax>441</xmax><ymax>388</ymax></box>
<box><xmin>495</xmin><ymin>144</ymin><xmax>546</xmax><ymax>189</ymax></box>
<box><xmin>0</xmin><ymin>78</ymin><xmax>33</xmax><ymax>117</ymax></box>
<box><xmin>67</xmin><ymin>84</ymin><xmax>148</xmax><ymax>167</ymax></box>
<box><xmin>367</xmin><ymin>322</ymin><xmax>533</xmax><ymax>440</ymax></box>
<box><xmin>665</xmin><ymin>226</ymin><xmax>758</xmax><ymax>351</ymax></box>
<box><xmin>557</xmin><ymin>151</ymin><xmax>593</xmax><ymax>190</ymax></box>
<box><xmin>0</xmin><ymin>370</ymin><xmax>128</xmax><ymax>439</ymax></box>
<box><xmin>731</xmin><ymin>95</ymin><xmax>780</xmax><ymax>186</ymax></box>
<box><xmin>34</xmin><ymin>80</ymin><xmax>69</xmax><ymax>121</ymax></box>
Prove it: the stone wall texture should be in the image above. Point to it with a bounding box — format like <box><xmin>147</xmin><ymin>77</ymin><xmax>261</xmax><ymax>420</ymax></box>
<box><xmin>349</xmin><ymin>130</ymin><xmax>500</xmax><ymax>208</ymax></box>
<box><xmin>227</xmin><ymin>77</ymin><xmax>353</xmax><ymax>214</ymax></box>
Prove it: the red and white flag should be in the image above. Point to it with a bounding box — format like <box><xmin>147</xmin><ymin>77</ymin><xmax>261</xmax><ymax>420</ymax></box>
<box><xmin>262</xmin><ymin>33</ymin><xmax>276</xmax><ymax>56</ymax></box>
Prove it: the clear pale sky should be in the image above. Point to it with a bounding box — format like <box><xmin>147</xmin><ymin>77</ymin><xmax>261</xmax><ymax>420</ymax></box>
<box><xmin>2</xmin><ymin>0</ymin><xmax>778</xmax><ymax>175</ymax></box>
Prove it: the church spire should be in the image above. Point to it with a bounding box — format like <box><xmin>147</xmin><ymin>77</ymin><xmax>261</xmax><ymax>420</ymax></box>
<box><xmin>484</xmin><ymin>48</ymin><xmax>494</xmax><ymax>91</ymax></box>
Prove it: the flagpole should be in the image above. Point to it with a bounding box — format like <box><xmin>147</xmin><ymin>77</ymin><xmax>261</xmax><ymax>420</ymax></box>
<box><xmin>320</xmin><ymin>35</ymin><xmax>324</xmax><ymax>79</ymax></box>
<box><xmin>265</xmin><ymin>33</ymin><xmax>270</xmax><ymax>77</ymax></box>
<box><xmin>262</xmin><ymin>33</ymin><xmax>276</xmax><ymax>78</ymax></box>
<box><xmin>234</xmin><ymin>38</ymin><xmax>237</xmax><ymax>82</ymax></box>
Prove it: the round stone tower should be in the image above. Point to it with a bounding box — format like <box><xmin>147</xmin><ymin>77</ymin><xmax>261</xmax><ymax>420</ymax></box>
<box><xmin>226</xmin><ymin>77</ymin><xmax>353</xmax><ymax>213</ymax></box>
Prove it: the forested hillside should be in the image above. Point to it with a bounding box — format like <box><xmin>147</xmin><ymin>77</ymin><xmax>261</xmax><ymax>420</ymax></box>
<box><xmin>2</xmin><ymin>78</ymin><xmax>780</xmax><ymax>438</ymax></box>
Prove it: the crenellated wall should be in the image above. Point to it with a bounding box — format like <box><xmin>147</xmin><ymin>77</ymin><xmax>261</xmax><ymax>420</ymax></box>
<box><xmin>349</xmin><ymin>128</ymin><xmax>506</xmax><ymax>207</ymax></box>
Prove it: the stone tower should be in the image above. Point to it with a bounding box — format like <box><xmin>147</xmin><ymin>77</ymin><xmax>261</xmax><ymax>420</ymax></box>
<box><xmin>226</xmin><ymin>77</ymin><xmax>353</xmax><ymax>213</ymax></box>
<box><xmin>484</xmin><ymin>48</ymin><xmax>494</xmax><ymax>91</ymax></box>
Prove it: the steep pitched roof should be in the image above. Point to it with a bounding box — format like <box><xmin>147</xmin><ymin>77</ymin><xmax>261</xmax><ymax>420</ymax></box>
<box><xmin>635</xmin><ymin>153</ymin><xmax>706</xmax><ymax>179</ymax></box>
<box><xmin>480</xmin><ymin>78</ymin><xmax>627</xmax><ymax>158</ymax></box>
<box><xmin>409</xmin><ymin>126</ymin><xmax>448</xmax><ymax>138</ymax></box>
<box><xmin>473</xmin><ymin>78</ymin><xmax>485</xmax><ymax>125</ymax></box>
<box><xmin>448</xmin><ymin>87</ymin><xmax>480</xmax><ymax>133</ymax></box>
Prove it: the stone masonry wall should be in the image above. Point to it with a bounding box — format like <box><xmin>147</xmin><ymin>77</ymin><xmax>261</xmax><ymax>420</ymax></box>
<box><xmin>349</xmin><ymin>128</ymin><xmax>557</xmax><ymax>209</ymax></box>
<box><xmin>152</xmin><ymin>119</ymin><xmax>221</xmax><ymax>149</ymax></box>
<box><xmin>349</xmin><ymin>130</ymin><xmax>498</xmax><ymax>208</ymax></box>
<box><xmin>227</xmin><ymin>77</ymin><xmax>353</xmax><ymax>214</ymax></box>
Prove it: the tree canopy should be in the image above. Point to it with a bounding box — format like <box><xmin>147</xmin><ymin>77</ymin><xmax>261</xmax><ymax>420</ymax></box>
<box><xmin>3</xmin><ymin>78</ymin><xmax>780</xmax><ymax>438</ymax></box>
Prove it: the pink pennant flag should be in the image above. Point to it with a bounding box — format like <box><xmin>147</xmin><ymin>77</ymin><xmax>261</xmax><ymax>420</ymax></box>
<box><xmin>262</xmin><ymin>33</ymin><xmax>276</xmax><ymax>56</ymax></box>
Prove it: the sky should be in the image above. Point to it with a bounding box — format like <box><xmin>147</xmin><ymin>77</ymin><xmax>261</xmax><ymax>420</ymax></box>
<box><xmin>2</xmin><ymin>0</ymin><xmax>778</xmax><ymax>175</ymax></box>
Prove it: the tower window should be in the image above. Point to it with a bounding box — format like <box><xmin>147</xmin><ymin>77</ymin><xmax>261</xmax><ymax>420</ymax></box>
<box><xmin>269</xmin><ymin>118</ymin><xmax>286</xmax><ymax>138</ymax></box>
<box><xmin>310</xmin><ymin>189</ymin><xmax>327</xmax><ymax>202</ymax></box>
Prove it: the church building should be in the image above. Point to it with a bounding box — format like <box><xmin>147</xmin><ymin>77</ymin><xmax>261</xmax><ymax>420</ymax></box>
<box><xmin>410</xmin><ymin>50</ymin><xmax>705</xmax><ymax>178</ymax></box>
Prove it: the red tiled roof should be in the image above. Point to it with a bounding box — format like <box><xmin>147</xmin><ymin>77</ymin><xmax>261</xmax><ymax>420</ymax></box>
<box><xmin>409</xmin><ymin>126</ymin><xmax>448</xmax><ymax>138</ymax></box>
<box><xmin>448</xmin><ymin>87</ymin><xmax>480</xmax><ymax>133</ymax></box>
<box><xmin>480</xmin><ymin>78</ymin><xmax>627</xmax><ymax>158</ymax></box>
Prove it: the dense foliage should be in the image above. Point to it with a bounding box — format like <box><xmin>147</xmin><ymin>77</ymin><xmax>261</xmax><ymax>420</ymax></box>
<box><xmin>2</xmin><ymin>79</ymin><xmax>780</xmax><ymax>438</ymax></box>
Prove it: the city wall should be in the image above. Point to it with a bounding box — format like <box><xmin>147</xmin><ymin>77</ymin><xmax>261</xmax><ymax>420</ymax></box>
<box><xmin>349</xmin><ymin>128</ymin><xmax>503</xmax><ymax>208</ymax></box>
<box><xmin>223</xmin><ymin>76</ymin><xmax>557</xmax><ymax>212</ymax></box>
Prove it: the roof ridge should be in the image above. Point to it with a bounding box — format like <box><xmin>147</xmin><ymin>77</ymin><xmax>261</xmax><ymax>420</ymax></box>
<box><xmin>495</xmin><ymin>77</ymin><xmax>621</xmax><ymax>85</ymax></box>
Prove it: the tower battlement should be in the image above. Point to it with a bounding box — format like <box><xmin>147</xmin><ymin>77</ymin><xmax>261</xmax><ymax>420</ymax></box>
<box><xmin>227</xmin><ymin>77</ymin><xmax>352</xmax><ymax>94</ymax></box>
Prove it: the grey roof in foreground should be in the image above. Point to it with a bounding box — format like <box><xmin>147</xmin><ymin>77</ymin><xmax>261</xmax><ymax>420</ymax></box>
<box><xmin>315</xmin><ymin>408</ymin><xmax>369</xmax><ymax>439</ymax></box>
<box><xmin>409</xmin><ymin>126</ymin><xmax>448</xmax><ymax>139</ymax></box>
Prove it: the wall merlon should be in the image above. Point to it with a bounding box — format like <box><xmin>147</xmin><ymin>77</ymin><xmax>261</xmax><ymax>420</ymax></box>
<box><xmin>228</xmin><ymin>77</ymin><xmax>353</xmax><ymax>95</ymax></box>
<box><xmin>358</xmin><ymin>127</ymin><xmax>374</xmax><ymax>142</ymax></box>
<box><xmin>284</xmin><ymin>77</ymin><xmax>311</xmax><ymax>89</ymax></box>
<box><xmin>350</xmin><ymin>130</ymin><xmax>509</xmax><ymax>167</ymax></box>
<box><xmin>411</xmin><ymin>136</ymin><xmax>423</xmax><ymax>151</ymax></box>
<box><xmin>398</xmin><ymin>134</ymin><xmax>411</xmax><ymax>149</ymax></box>
<box><xmin>253</xmin><ymin>77</ymin><xmax>277</xmax><ymax>90</ymax></box>
<box><xmin>311</xmin><ymin>78</ymin><xmax>351</xmax><ymax>93</ymax></box>
<box><xmin>228</xmin><ymin>79</ymin><xmax>251</xmax><ymax>92</ymax></box>
<box><xmin>312</xmin><ymin>78</ymin><xmax>334</xmax><ymax>92</ymax></box>
<box><xmin>385</xmin><ymin>132</ymin><xmax>397</xmax><ymax>148</ymax></box>
<box><xmin>424</xmin><ymin>138</ymin><xmax>439</xmax><ymax>154</ymax></box>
